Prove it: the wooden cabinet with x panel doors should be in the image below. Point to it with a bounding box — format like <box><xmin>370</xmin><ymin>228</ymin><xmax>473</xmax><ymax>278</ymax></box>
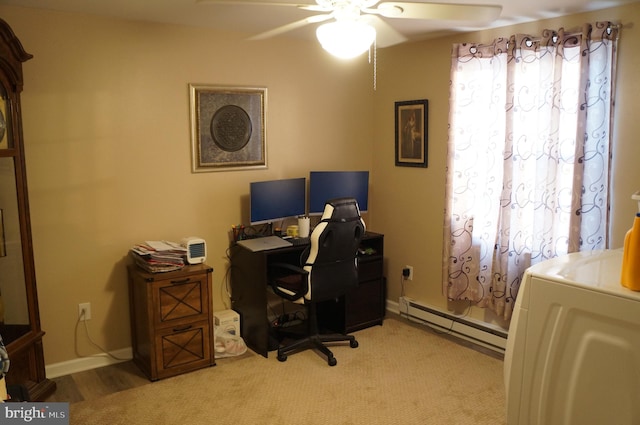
<box><xmin>128</xmin><ymin>264</ymin><xmax>215</xmax><ymax>381</ymax></box>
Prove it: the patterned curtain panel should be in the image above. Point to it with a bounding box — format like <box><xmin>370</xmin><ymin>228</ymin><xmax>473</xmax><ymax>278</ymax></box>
<box><xmin>442</xmin><ymin>22</ymin><xmax>619</xmax><ymax>320</ymax></box>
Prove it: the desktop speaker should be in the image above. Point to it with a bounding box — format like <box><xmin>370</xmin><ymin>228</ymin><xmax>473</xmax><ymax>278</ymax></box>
<box><xmin>181</xmin><ymin>237</ymin><xmax>206</xmax><ymax>264</ymax></box>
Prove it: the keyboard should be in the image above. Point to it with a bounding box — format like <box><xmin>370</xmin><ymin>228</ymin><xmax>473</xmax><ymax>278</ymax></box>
<box><xmin>290</xmin><ymin>237</ymin><xmax>310</xmax><ymax>246</ymax></box>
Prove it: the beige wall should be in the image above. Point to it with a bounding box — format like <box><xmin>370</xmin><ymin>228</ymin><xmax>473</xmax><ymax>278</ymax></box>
<box><xmin>1</xmin><ymin>2</ymin><xmax>639</xmax><ymax>367</ymax></box>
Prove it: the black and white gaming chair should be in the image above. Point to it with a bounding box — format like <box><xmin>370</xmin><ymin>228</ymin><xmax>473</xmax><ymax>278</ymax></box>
<box><xmin>268</xmin><ymin>197</ymin><xmax>365</xmax><ymax>366</ymax></box>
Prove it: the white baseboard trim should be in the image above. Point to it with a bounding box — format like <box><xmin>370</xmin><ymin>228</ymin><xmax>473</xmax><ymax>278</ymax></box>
<box><xmin>387</xmin><ymin>297</ymin><xmax>508</xmax><ymax>354</ymax></box>
<box><xmin>45</xmin><ymin>347</ymin><xmax>133</xmax><ymax>379</ymax></box>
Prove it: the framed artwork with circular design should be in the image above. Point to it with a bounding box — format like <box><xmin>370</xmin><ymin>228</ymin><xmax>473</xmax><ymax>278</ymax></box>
<box><xmin>189</xmin><ymin>84</ymin><xmax>267</xmax><ymax>172</ymax></box>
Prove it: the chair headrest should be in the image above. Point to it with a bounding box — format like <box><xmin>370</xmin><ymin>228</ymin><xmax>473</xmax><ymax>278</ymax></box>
<box><xmin>321</xmin><ymin>197</ymin><xmax>362</xmax><ymax>222</ymax></box>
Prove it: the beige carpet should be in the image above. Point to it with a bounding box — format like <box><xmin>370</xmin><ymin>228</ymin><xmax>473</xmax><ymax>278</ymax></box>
<box><xmin>70</xmin><ymin>317</ymin><xmax>506</xmax><ymax>424</ymax></box>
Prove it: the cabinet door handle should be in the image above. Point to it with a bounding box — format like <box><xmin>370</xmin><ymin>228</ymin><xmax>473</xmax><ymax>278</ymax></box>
<box><xmin>170</xmin><ymin>277</ymin><xmax>191</xmax><ymax>285</ymax></box>
<box><xmin>173</xmin><ymin>324</ymin><xmax>193</xmax><ymax>332</ymax></box>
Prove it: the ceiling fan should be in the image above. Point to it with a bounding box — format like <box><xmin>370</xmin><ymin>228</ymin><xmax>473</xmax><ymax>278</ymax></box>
<box><xmin>198</xmin><ymin>1</ymin><xmax>502</xmax><ymax>58</ymax></box>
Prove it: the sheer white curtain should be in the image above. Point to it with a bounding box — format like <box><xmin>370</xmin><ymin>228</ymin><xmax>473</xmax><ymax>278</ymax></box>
<box><xmin>442</xmin><ymin>22</ymin><xmax>619</xmax><ymax>320</ymax></box>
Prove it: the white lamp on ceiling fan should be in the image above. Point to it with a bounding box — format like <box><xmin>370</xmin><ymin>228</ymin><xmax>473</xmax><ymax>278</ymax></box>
<box><xmin>316</xmin><ymin>20</ymin><xmax>375</xmax><ymax>59</ymax></box>
<box><xmin>315</xmin><ymin>0</ymin><xmax>378</xmax><ymax>59</ymax></box>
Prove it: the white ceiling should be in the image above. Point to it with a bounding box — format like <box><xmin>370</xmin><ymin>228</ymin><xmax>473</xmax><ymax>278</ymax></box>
<box><xmin>0</xmin><ymin>0</ymin><xmax>632</xmax><ymax>47</ymax></box>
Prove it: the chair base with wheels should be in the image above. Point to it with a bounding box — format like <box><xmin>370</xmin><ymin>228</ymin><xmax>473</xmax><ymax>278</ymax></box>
<box><xmin>275</xmin><ymin>302</ymin><xmax>358</xmax><ymax>366</ymax></box>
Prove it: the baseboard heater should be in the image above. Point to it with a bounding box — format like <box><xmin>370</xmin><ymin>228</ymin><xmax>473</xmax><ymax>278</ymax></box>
<box><xmin>398</xmin><ymin>296</ymin><xmax>508</xmax><ymax>353</ymax></box>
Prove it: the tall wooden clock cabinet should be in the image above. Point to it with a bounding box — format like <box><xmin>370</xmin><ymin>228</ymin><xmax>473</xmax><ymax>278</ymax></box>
<box><xmin>0</xmin><ymin>19</ymin><xmax>56</xmax><ymax>400</ymax></box>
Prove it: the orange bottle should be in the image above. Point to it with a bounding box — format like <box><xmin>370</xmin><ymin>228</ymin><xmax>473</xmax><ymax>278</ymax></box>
<box><xmin>621</xmin><ymin>213</ymin><xmax>640</xmax><ymax>291</ymax></box>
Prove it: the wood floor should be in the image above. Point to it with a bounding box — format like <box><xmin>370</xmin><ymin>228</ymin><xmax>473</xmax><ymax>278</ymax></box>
<box><xmin>44</xmin><ymin>360</ymin><xmax>151</xmax><ymax>404</ymax></box>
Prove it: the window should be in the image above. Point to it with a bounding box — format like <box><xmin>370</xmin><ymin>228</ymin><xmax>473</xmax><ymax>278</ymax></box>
<box><xmin>442</xmin><ymin>22</ymin><xmax>619</xmax><ymax>320</ymax></box>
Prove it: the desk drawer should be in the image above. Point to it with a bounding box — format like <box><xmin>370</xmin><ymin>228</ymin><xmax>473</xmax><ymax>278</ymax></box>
<box><xmin>347</xmin><ymin>278</ymin><xmax>385</xmax><ymax>329</ymax></box>
<box><xmin>358</xmin><ymin>259</ymin><xmax>383</xmax><ymax>282</ymax></box>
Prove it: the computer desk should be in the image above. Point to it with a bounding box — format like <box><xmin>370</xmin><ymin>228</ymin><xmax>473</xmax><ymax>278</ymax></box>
<box><xmin>229</xmin><ymin>231</ymin><xmax>385</xmax><ymax>357</ymax></box>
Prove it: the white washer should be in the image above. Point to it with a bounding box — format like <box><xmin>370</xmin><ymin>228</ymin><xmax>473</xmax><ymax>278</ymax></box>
<box><xmin>504</xmin><ymin>249</ymin><xmax>640</xmax><ymax>425</ymax></box>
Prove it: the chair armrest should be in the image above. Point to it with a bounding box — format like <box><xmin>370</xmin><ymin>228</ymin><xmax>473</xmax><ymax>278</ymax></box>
<box><xmin>269</xmin><ymin>262</ymin><xmax>307</xmax><ymax>275</ymax></box>
<box><xmin>268</xmin><ymin>262</ymin><xmax>309</xmax><ymax>302</ymax></box>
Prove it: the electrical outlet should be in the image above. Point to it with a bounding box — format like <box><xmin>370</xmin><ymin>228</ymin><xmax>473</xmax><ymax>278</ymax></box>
<box><xmin>78</xmin><ymin>302</ymin><xmax>91</xmax><ymax>321</ymax></box>
<box><xmin>405</xmin><ymin>265</ymin><xmax>414</xmax><ymax>281</ymax></box>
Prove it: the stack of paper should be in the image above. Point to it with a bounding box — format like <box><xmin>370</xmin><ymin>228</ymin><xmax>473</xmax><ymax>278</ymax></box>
<box><xmin>130</xmin><ymin>240</ymin><xmax>187</xmax><ymax>273</ymax></box>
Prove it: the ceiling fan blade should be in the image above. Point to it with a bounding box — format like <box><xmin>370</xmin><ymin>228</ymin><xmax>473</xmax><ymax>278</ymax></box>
<box><xmin>249</xmin><ymin>14</ymin><xmax>333</xmax><ymax>40</ymax></box>
<box><xmin>195</xmin><ymin>0</ymin><xmax>330</xmax><ymax>12</ymax></box>
<box><xmin>369</xmin><ymin>2</ymin><xmax>502</xmax><ymax>23</ymax></box>
<box><xmin>359</xmin><ymin>15</ymin><xmax>407</xmax><ymax>48</ymax></box>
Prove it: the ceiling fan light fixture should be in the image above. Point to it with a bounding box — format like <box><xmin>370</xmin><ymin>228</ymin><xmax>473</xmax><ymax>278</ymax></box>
<box><xmin>316</xmin><ymin>20</ymin><xmax>376</xmax><ymax>59</ymax></box>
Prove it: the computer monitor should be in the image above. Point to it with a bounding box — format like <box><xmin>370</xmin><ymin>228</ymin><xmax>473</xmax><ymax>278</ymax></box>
<box><xmin>309</xmin><ymin>171</ymin><xmax>369</xmax><ymax>215</ymax></box>
<box><xmin>250</xmin><ymin>177</ymin><xmax>306</xmax><ymax>225</ymax></box>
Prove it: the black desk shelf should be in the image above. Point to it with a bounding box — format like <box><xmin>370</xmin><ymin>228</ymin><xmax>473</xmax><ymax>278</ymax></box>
<box><xmin>229</xmin><ymin>232</ymin><xmax>385</xmax><ymax>357</ymax></box>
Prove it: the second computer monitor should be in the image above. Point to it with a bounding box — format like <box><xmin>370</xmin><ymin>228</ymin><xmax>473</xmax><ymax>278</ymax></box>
<box><xmin>309</xmin><ymin>171</ymin><xmax>369</xmax><ymax>215</ymax></box>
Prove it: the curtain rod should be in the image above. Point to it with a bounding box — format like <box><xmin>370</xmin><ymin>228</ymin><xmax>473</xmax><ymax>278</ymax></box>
<box><xmin>512</xmin><ymin>21</ymin><xmax>622</xmax><ymax>45</ymax></box>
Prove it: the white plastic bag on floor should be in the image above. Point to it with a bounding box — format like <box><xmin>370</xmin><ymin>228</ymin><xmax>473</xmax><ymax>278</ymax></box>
<box><xmin>214</xmin><ymin>327</ymin><xmax>247</xmax><ymax>358</ymax></box>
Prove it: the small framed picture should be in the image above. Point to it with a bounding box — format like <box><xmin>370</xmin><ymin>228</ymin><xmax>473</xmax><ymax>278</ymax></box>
<box><xmin>395</xmin><ymin>99</ymin><xmax>428</xmax><ymax>168</ymax></box>
<box><xmin>189</xmin><ymin>84</ymin><xmax>267</xmax><ymax>172</ymax></box>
